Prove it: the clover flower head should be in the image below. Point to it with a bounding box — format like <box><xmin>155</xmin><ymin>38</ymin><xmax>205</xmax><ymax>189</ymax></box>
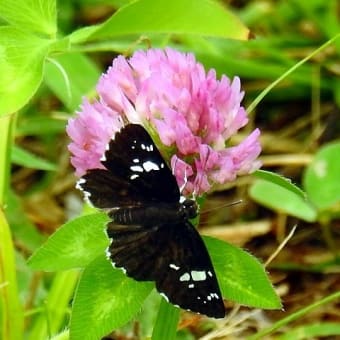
<box><xmin>67</xmin><ymin>48</ymin><xmax>261</xmax><ymax>196</ymax></box>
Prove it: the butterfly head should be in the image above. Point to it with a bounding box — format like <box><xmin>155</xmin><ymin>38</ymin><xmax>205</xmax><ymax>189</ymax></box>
<box><xmin>180</xmin><ymin>198</ymin><xmax>198</xmax><ymax>220</ymax></box>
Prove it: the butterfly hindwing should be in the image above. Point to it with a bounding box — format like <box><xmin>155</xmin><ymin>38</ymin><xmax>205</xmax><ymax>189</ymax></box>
<box><xmin>106</xmin><ymin>221</ymin><xmax>167</xmax><ymax>281</ymax></box>
<box><xmin>106</xmin><ymin>219</ymin><xmax>225</xmax><ymax>318</ymax></box>
<box><xmin>156</xmin><ymin>222</ymin><xmax>225</xmax><ymax>318</ymax></box>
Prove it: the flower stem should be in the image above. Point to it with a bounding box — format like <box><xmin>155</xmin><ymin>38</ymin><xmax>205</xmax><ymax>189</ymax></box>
<box><xmin>152</xmin><ymin>298</ymin><xmax>180</xmax><ymax>340</ymax></box>
<box><xmin>0</xmin><ymin>113</ymin><xmax>24</xmax><ymax>340</ymax></box>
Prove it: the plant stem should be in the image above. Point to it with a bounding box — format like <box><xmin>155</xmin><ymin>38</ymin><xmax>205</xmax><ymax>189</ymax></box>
<box><xmin>152</xmin><ymin>298</ymin><xmax>180</xmax><ymax>340</ymax></box>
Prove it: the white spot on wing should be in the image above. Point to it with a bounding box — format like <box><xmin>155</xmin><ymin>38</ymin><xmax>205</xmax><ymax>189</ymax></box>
<box><xmin>110</xmin><ymin>261</ymin><xmax>126</xmax><ymax>274</ymax></box>
<box><xmin>105</xmin><ymin>247</ymin><xmax>111</xmax><ymax>260</ymax></box>
<box><xmin>202</xmin><ymin>292</ymin><xmax>220</xmax><ymax>301</ymax></box>
<box><xmin>133</xmin><ymin>158</ymin><xmax>140</xmax><ymax>163</ymax></box>
<box><xmin>169</xmin><ymin>264</ymin><xmax>180</xmax><ymax>270</ymax></box>
<box><xmin>141</xmin><ymin>143</ymin><xmax>155</xmax><ymax>152</ymax></box>
<box><xmin>130</xmin><ymin>165</ymin><xmax>144</xmax><ymax>172</ymax></box>
<box><xmin>83</xmin><ymin>191</ymin><xmax>91</xmax><ymax>202</ymax></box>
<box><xmin>130</xmin><ymin>174</ymin><xmax>139</xmax><ymax>180</ymax></box>
<box><xmin>212</xmin><ymin>293</ymin><xmax>219</xmax><ymax>299</ymax></box>
<box><xmin>179</xmin><ymin>272</ymin><xmax>190</xmax><ymax>282</ymax></box>
<box><xmin>75</xmin><ymin>178</ymin><xmax>85</xmax><ymax>190</ymax></box>
<box><xmin>106</xmin><ymin>247</ymin><xmax>127</xmax><ymax>274</ymax></box>
<box><xmin>160</xmin><ymin>292</ymin><xmax>169</xmax><ymax>302</ymax></box>
<box><xmin>76</xmin><ymin>178</ymin><xmax>92</xmax><ymax>203</ymax></box>
<box><xmin>188</xmin><ymin>283</ymin><xmax>195</xmax><ymax>288</ymax></box>
<box><xmin>100</xmin><ymin>143</ymin><xmax>110</xmax><ymax>161</ymax></box>
<box><xmin>191</xmin><ymin>270</ymin><xmax>207</xmax><ymax>281</ymax></box>
<box><xmin>143</xmin><ymin>161</ymin><xmax>160</xmax><ymax>172</ymax></box>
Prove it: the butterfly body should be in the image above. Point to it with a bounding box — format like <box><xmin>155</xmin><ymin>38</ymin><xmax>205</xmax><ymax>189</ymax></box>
<box><xmin>78</xmin><ymin>124</ymin><xmax>225</xmax><ymax>318</ymax></box>
<box><xmin>109</xmin><ymin>198</ymin><xmax>197</xmax><ymax>225</ymax></box>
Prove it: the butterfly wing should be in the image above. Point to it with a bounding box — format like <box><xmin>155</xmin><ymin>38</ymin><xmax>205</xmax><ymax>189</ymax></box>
<box><xmin>78</xmin><ymin>124</ymin><xmax>180</xmax><ymax>209</ymax></box>
<box><xmin>106</xmin><ymin>220</ymin><xmax>225</xmax><ymax>318</ymax></box>
<box><xmin>78</xmin><ymin>124</ymin><xmax>225</xmax><ymax>318</ymax></box>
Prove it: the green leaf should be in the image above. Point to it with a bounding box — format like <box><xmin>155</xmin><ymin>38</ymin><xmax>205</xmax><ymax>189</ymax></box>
<box><xmin>205</xmin><ymin>236</ymin><xmax>281</xmax><ymax>309</ymax></box>
<box><xmin>0</xmin><ymin>0</ymin><xmax>57</xmax><ymax>37</ymax></box>
<box><xmin>28</xmin><ymin>213</ymin><xmax>109</xmax><ymax>271</ymax></box>
<box><xmin>11</xmin><ymin>145</ymin><xmax>56</xmax><ymax>171</ymax></box>
<box><xmin>7</xmin><ymin>189</ymin><xmax>44</xmax><ymax>252</ymax></box>
<box><xmin>70</xmin><ymin>256</ymin><xmax>153</xmax><ymax>340</ymax></box>
<box><xmin>254</xmin><ymin>170</ymin><xmax>305</xmax><ymax>199</ymax></box>
<box><xmin>303</xmin><ymin>142</ymin><xmax>340</xmax><ymax>211</ymax></box>
<box><xmin>249</xmin><ymin>179</ymin><xmax>317</xmax><ymax>222</ymax></box>
<box><xmin>84</xmin><ymin>0</ymin><xmax>249</xmax><ymax>42</ymax></box>
<box><xmin>69</xmin><ymin>25</ymin><xmax>101</xmax><ymax>45</ymax></box>
<box><xmin>0</xmin><ymin>27</ymin><xmax>51</xmax><ymax>115</ymax></box>
<box><xmin>277</xmin><ymin>322</ymin><xmax>340</xmax><ymax>340</ymax></box>
<box><xmin>16</xmin><ymin>116</ymin><xmax>67</xmax><ymax>136</ymax></box>
<box><xmin>44</xmin><ymin>53</ymin><xmax>101</xmax><ymax>111</ymax></box>
<box><xmin>50</xmin><ymin>330</ymin><xmax>69</xmax><ymax>340</ymax></box>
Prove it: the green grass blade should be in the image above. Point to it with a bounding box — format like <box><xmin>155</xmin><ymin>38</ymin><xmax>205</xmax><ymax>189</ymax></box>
<box><xmin>27</xmin><ymin>270</ymin><xmax>79</xmax><ymax>340</ymax></box>
<box><xmin>247</xmin><ymin>291</ymin><xmax>340</xmax><ymax>340</ymax></box>
<box><xmin>152</xmin><ymin>298</ymin><xmax>180</xmax><ymax>340</ymax></box>
<box><xmin>0</xmin><ymin>209</ymin><xmax>24</xmax><ymax>340</ymax></box>
<box><xmin>247</xmin><ymin>32</ymin><xmax>340</xmax><ymax>114</ymax></box>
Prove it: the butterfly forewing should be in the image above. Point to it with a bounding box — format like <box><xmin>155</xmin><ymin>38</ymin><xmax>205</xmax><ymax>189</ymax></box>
<box><xmin>79</xmin><ymin>124</ymin><xmax>180</xmax><ymax>208</ymax></box>
<box><xmin>78</xmin><ymin>124</ymin><xmax>226</xmax><ymax>318</ymax></box>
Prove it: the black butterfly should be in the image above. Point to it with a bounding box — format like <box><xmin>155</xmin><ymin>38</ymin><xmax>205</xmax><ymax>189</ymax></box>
<box><xmin>77</xmin><ymin>124</ymin><xmax>225</xmax><ymax>318</ymax></box>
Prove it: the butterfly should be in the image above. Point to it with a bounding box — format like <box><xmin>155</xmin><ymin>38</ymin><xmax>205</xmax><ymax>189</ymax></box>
<box><xmin>77</xmin><ymin>124</ymin><xmax>225</xmax><ymax>318</ymax></box>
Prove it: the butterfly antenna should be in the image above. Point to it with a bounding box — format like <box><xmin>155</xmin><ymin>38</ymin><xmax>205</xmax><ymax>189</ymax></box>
<box><xmin>200</xmin><ymin>199</ymin><xmax>243</xmax><ymax>215</ymax></box>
